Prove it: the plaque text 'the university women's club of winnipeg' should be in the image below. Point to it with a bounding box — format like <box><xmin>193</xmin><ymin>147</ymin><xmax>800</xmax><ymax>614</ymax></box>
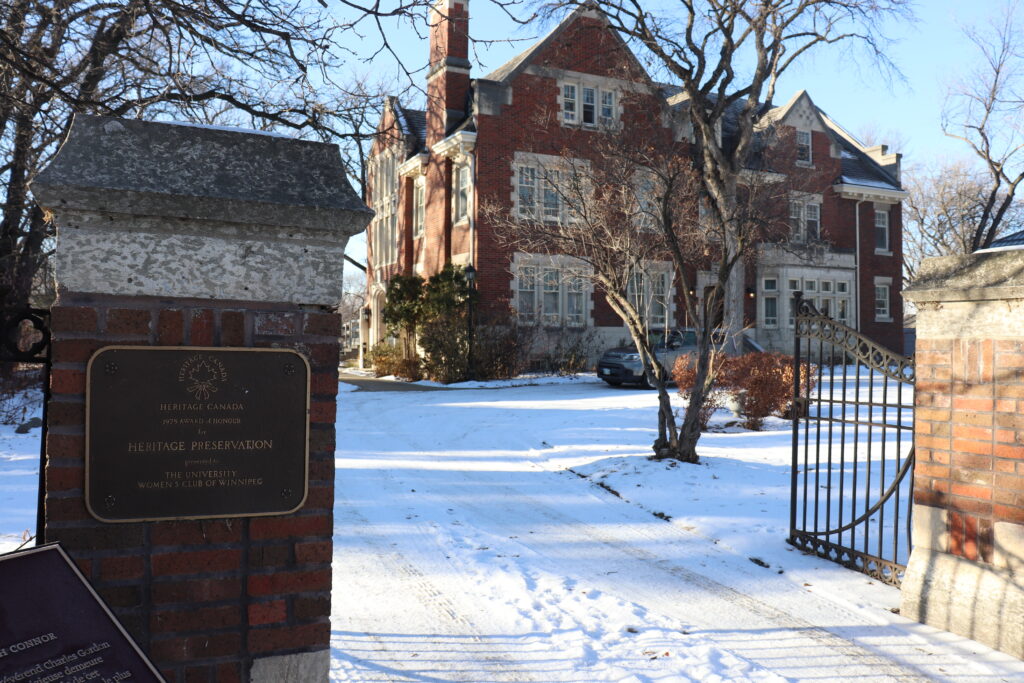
<box><xmin>85</xmin><ymin>347</ymin><xmax>310</xmax><ymax>522</ymax></box>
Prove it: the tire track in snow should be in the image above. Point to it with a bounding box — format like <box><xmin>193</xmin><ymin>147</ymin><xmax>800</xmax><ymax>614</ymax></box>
<box><xmin>331</xmin><ymin>490</ymin><xmax>537</xmax><ymax>682</ymax></box>
<box><xmin>441</xmin><ymin>466</ymin><xmax>937</xmax><ymax>682</ymax></box>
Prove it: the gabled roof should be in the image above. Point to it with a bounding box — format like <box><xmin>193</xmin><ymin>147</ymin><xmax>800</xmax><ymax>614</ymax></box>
<box><xmin>396</xmin><ymin>104</ymin><xmax>427</xmax><ymax>153</ymax></box>
<box><xmin>818</xmin><ymin>112</ymin><xmax>902</xmax><ymax>192</ymax></box>
<box><xmin>482</xmin><ymin>7</ymin><xmax>585</xmax><ymax>82</ymax></box>
<box><xmin>665</xmin><ymin>89</ymin><xmax>903</xmax><ymax>191</ymax></box>
<box><xmin>480</xmin><ymin>5</ymin><xmax>648</xmax><ymax>85</ymax></box>
<box><xmin>378</xmin><ymin>96</ymin><xmax>427</xmax><ymax>159</ymax></box>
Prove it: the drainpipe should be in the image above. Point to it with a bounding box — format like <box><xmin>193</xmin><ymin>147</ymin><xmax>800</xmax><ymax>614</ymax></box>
<box><xmin>854</xmin><ymin>199</ymin><xmax>865</xmax><ymax>330</ymax></box>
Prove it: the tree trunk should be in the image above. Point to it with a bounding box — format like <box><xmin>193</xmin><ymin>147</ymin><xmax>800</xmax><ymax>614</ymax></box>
<box><xmin>673</xmin><ymin>347</ymin><xmax>711</xmax><ymax>464</ymax></box>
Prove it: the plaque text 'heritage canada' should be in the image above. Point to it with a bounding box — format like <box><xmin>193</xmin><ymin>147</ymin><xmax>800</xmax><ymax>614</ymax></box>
<box><xmin>85</xmin><ymin>347</ymin><xmax>310</xmax><ymax>522</ymax></box>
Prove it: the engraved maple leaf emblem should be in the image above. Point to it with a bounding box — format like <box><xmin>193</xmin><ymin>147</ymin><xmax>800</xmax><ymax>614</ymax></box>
<box><xmin>186</xmin><ymin>359</ymin><xmax>220</xmax><ymax>400</ymax></box>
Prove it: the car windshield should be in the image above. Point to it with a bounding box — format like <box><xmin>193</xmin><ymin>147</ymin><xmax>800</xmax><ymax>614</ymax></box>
<box><xmin>652</xmin><ymin>330</ymin><xmax>696</xmax><ymax>348</ymax></box>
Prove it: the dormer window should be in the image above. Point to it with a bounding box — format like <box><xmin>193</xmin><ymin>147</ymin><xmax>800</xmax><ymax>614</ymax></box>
<box><xmin>796</xmin><ymin>130</ymin><xmax>812</xmax><ymax>166</ymax></box>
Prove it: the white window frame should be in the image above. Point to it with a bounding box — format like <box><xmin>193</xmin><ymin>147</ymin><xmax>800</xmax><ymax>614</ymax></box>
<box><xmin>542</xmin><ymin>170</ymin><xmax>561</xmax><ymax>221</ymax></box>
<box><xmin>370</xmin><ymin>149</ymin><xmax>401</xmax><ymax>267</ymax></box>
<box><xmin>627</xmin><ymin>265</ymin><xmax>673</xmax><ymax>330</ymax></box>
<box><xmin>566</xmin><ymin>275</ymin><xmax>586</xmax><ymax>327</ymax></box>
<box><xmin>789</xmin><ymin>200</ymin><xmax>821</xmax><ymax>241</ymax></box>
<box><xmin>874</xmin><ymin>209</ymin><xmax>891</xmax><ymax>254</ymax></box>
<box><xmin>517</xmin><ymin>265</ymin><xmax>537</xmax><ymax>322</ymax></box>
<box><xmin>560</xmin><ymin>79</ymin><xmax>619</xmax><ymax>129</ymax></box>
<box><xmin>454</xmin><ymin>163</ymin><xmax>471</xmax><ymax>222</ymax></box>
<box><xmin>805</xmin><ymin>203</ymin><xmax>820</xmax><ymax>240</ymax></box>
<box><xmin>413</xmin><ymin>177</ymin><xmax>425</xmax><ymax>238</ymax></box>
<box><xmin>600</xmin><ymin>90</ymin><xmax>615</xmax><ymax>126</ymax></box>
<box><xmin>762</xmin><ymin>295</ymin><xmax>779</xmax><ymax>328</ymax></box>
<box><xmin>760</xmin><ymin>278</ymin><xmax>779</xmax><ymax>328</ymax></box>
<box><xmin>796</xmin><ymin>130</ymin><xmax>812</xmax><ymax>166</ymax></box>
<box><xmin>541</xmin><ymin>267</ymin><xmax>561</xmax><ymax>325</ymax></box>
<box><xmin>837</xmin><ymin>298</ymin><xmax>850</xmax><ymax>325</ymax></box>
<box><xmin>514</xmin><ymin>153</ymin><xmax>583</xmax><ymax>224</ymax></box>
<box><xmin>874</xmin><ymin>277</ymin><xmax>892</xmax><ymax>322</ymax></box>
<box><xmin>513</xmin><ymin>254</ymin><xmax>593</xmax><ymax>328</ymax></box>
<box><xmin>562</xmin><ymin>84</ymin><xmax>577</xmax><ymax>123</ymax></box>
<box><xmin>517</xmin><ymin>165</ymin><xmax>537</xmax><ymax>219</ymax></box>
<box><xmin>582</xmin><ymin>86</ymin><xmax>596</xmax><ymax>125</ymax></box>
<box><xmin>634</xmin><ymin>171</ymin><xmax>658</xmax><ymax>232</ymax></box>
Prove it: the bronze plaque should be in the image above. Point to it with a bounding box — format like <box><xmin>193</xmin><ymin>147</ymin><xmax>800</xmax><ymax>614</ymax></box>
<box><xmin>85</xmin><ymin>346</ymin><xmax>310</xmax><ymax>522</ymax></box>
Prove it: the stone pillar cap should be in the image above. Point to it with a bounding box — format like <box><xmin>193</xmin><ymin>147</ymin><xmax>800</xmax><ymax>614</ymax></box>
<box><xmin>33</xmin><ymin>115</ymin><xmax>372</xmax><ymax>234</ymax></box>
<box><xmin>904</xmin><ymin>252</ymin><xmax>1024</xmax><ymax>304</ymax></box>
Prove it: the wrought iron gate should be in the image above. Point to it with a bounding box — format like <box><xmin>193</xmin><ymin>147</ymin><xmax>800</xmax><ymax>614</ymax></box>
<box><xmin>1</xmin><ymin>307</ymin><xmax>52</xmax><ymax>545</ymax></box>
<box><xmin>788</xmin><ymin>293</ymin><xmax>914</xmax><ymax>586</ymax></box>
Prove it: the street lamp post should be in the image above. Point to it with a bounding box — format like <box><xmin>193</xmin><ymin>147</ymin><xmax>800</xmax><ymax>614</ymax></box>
<box><xmin>464</xmin><ymin>264</ymin><xmax>477</xmax><ymax>381</ymax></box>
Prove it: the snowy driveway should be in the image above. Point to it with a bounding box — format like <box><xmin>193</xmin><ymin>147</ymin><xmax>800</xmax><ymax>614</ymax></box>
<box><xmin>330</xmin><ymin>380</ymin><xmax>1024</xmax><ymax>682</ymax></box>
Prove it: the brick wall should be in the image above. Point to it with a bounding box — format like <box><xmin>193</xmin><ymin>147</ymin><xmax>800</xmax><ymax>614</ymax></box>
<box><xmin>365</xmin><ymin>7</ymin><xmax>906</xmax><ymax>351</ymax></box>
<box><xmin>912</xmin><ymin>336</ymin><xmax>1024</xmax><ymax>563</ymax></box>
<box><xmin>46</xmin><ymin>293</ymin><xmax>338</xmax><ymax>683</ymax></box>
<box><xmin>901</xmin><ymin>251</ymin><xmax>1024</xmax><ymax>657</ymax></box>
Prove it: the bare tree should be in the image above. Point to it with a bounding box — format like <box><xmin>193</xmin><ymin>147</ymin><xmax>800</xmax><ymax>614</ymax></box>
<box><xmin>0</xmin><ymin>0</ymin><xmax>428</xmax><ymax>313</ymax></box>
<box><xmin>517</xmin><ymin>0</ymin><xmax>910</xmax><ymax>461</ymax></box>
<box><xmin>942</xmin><ymin>0</ymin><xmax>1024</xmax><ymax>250</ymax></box>
<box><xmin>903</xmin><ymin>161</ymin><xmax>1022</xmax><ymax>284</ymax></box>
<box><xmin>338</xmin><ymin>268</ymin><xmax>369</xmax><ymax>322</ymax></box>
<box><xmin>485</xmin><ymin>110</ymin><xmax>797</xmax><ymax>461</ymax></box>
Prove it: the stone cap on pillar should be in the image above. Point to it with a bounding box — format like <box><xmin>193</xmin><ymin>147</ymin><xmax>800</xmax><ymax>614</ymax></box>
<box><xmin>905</xmin><ymin>252</ymin><xmax>1024</xmax><ymax>304</ymax></box>
<box><xmin>905</xmin><ymin>251</ymin><xmax>1024</xmax><ymax>340</ymax></box>
<box><xmin>32</xmin><ymin>115</ymin><xmax>373</xmax><ymax>306</ymax></box>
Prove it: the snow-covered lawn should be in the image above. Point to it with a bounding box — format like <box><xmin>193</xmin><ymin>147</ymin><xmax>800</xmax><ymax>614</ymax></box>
<box><xmin>2</xmin><ymin>376</ymin><xmax>1023</xmax><ymax>681</ymax></box>
<box><xmin>330</xmin><ymin>376</ymin><xmax>1024</xmax><ymax>681</ymax></box>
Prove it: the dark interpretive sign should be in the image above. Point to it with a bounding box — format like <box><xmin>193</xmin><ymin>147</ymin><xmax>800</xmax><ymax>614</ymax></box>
<box><xmin>86</xmin><ymin>347</ymin><xmax>309</xmax><ymax>522</ymax></box>
<box><xmin>0</xmin><ymin>544</ymin><xmax>164</xmax><ymax>683</ymax></box>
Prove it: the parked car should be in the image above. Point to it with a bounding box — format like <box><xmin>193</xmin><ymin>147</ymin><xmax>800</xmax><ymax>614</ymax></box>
<box><xmin>596</xmin><ymin>329</ymin><xmax>698</xmax><ymax>387</ymax></box>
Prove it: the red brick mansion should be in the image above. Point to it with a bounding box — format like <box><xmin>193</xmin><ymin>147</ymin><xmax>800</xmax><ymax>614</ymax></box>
<box><xmin>360</xmin><ymin>1</ymin><xmax>906</xmax><ymax>361</ymax></box>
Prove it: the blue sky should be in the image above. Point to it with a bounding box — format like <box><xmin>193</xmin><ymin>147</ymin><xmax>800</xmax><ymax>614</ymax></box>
<box><xmin>345</xmin><ymin>0</ymin><xmax>986</xmax><ymax>263</ymax></box>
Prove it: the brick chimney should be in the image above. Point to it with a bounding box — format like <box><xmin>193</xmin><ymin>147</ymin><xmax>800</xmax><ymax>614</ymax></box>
<box><xmin>427</xmin><ymin>0</ymin><xmax>471</xmax><ymax>145</ymax></box>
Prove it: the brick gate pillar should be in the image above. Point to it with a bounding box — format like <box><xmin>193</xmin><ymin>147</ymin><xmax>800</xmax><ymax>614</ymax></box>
<box><xmin>901</xmin><ymin>251</ymin><xmax>1024</xmax><ymax>658</ymax></box>
<box><xmin>30</xmin><ymin>115</ymin><xmax>371</xmax><ymax>682</ymax></box>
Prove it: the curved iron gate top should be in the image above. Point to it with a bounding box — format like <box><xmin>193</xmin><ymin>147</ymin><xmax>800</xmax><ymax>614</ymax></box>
<box><xmin>788</xmin><ymin>293</ymin><xmax>914</xmax><ymax>587</ymax></box>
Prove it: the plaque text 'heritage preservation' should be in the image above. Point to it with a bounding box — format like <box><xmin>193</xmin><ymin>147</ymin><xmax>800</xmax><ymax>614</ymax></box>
<box><xmin>85</xmin><ymin>347</ymin><xmax>309</xmax><ymax>522</ymax></box>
